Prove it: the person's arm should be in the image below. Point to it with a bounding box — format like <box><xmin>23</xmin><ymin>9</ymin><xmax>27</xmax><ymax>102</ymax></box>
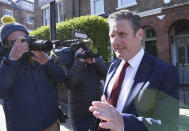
<box><xmin>65</xmin><ymin>60</ymin><xmax>85</xmax><ymax>90</ymax></box>
<box><xmin>31</xmin><ymin>51</ymin><xmax>66</xmax><ymax>82</ymax></box>
<box><xmin>65</xmin><ymin>48</ymin><xmax>86</xmax><ymax>89</ymax></box>
<box><xmin>42</xmin><ymin>61</ymin><xmax>66</xmax><ymax>82</ymax></box>
<box><xmin>0</xmin><ymin>37</ymin><xmax>27</xmax><ymax>98</ymax></box>
<box><xmin>94</xmin><ymin>56</ymin><xmax>108</xmax><ymax>78</ymax></box>
<box><xmin>0</xmin><ymin>57</ymin><xmax>20</xmax><ymax>98</ymax></box>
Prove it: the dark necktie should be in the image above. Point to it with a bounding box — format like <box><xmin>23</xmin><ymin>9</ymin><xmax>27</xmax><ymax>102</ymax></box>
<box><xmin>97</xmin><ymin>62</ymin><xmax>129</xmax><ymax>131</ymax></box>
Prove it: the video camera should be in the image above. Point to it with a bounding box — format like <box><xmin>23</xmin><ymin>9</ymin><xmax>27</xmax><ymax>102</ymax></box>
<box><xmin>21</xmin><ymin>35</ymin><xmax>61</xmax><ymax>52</ymax></box>
<box><xmin>49</xmin><ymin>32</ymin><xmax>99</xmax><ymax>65</ymax></box>
<box><xmin>22</xmin><ymin>31</ymin><xmax>98</xmax><ymax>59</ymax></box>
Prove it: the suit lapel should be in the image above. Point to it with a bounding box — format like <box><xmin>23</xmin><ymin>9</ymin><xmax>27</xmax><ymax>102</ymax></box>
<box><xmin>123</xmin><ymin>53</ymin><xmax>153</xmax><ymax>112</ymax></box>
<box><xmin>103</xmin><ymin>59</ymin><xmax>121</xmax><ymax>97</ymax></box>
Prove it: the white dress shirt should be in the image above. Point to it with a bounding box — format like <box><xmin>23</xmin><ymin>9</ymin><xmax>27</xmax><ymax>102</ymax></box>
<box><xmin>107</xmin><ymin>48</ymin><xmax>144</xmax><ymax>113</ymax></box>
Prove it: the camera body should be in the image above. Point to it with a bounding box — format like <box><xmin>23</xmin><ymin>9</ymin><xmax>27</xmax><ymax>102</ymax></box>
<box><xmin>21</xmin><ymin>32</ymin><xmax>97</xmax><ymax>59</ymax></box>
<box><xmin>51</xmin><ymin>32</ymin><xmax>98</xmax><ymax>65</ymax></box>
<box><xmin>22</xmin><ymin>35</ymin><xmax>61</xmax><ymax>52</ymax></box>
<box><xmin>65</xmin><ymin>39</ymin><xmax>96</xmax><ymax>59</ymax></box>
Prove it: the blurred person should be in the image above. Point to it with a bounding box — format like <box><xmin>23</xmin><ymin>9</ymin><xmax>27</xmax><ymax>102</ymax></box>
<box><xmin>53</xmin><ymin>46</ymin><xmax>108</xmax><ymax>131</ymax></box>
<box><xmin>89</xmin><ymin>10</ymin><xmax>179</xmax><ymax>131</ymax></box>
<box><xmin>0</xmin><ymin>22</ymin><xmax>66</xmax><ymax>131</ymax></box>
<box><xmin>67</xmin><ymin>48</ymin><xmax>107</xmax><ymax>131</ymax></box>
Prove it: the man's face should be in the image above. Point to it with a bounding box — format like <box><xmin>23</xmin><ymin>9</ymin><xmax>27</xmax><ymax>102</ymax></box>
<box><xmin>5</xmin><ymin>31</ymin><xmax>27</xmax><ymax>48</ymax></box>
<box><xmin>109</xmin><ymin>19</ymin><xmax>143</xmax><ymax>61</ymax></box>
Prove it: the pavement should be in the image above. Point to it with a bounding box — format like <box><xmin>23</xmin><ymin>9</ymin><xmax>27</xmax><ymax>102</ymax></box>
<box><xmin>0</xmin><ymin>100</ymin><xmax>6</xmax><ymax>131</ymax></box>
<box><xmin>60</xmin><ymin>119</ymin><xmax>73</xmax><ymax>131</ymax></box>
<box><xmin>1</xmin><ymin>99</ymin><xmax>189</xmax><ymax>131</ymax></box>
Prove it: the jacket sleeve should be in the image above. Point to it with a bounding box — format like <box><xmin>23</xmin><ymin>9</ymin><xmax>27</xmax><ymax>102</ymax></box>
<box><xmin>94</xmin><ymin>56</ymin><xmax>108</xmax><ymax>78</ymax></box>
<box><xmin>0</xmin><ymin>57</ymin><xmax>21</xmax><ymax>98</ymax></box>
<box><xmin>42</xmin><ymin>60</ymin><xmax>66</xmax><ymax>82</ymax></box>
<box><xmin>122</xmin><ymin>65</ymin><xmax>179</xmax><ymax>131</ymax></box>
<box><xmin>65</xmin><ymin>60</ymin><xmax>85</xmax><ymax>90</ymax></box>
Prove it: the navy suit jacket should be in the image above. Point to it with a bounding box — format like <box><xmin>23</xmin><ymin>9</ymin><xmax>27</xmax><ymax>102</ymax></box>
<box><xmin>104</xmin><ymin>52</ymin><xmax>179</xmax><ymax>131</ymax></box>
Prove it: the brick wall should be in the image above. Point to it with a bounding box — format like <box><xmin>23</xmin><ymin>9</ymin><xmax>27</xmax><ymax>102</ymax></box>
<box><xmin>104</xmin><ymin>0</ymin><xmax>117</xmax><ymax>14</ymax></box>
<box><xmin>63</xmin><ymin>0</ymin><xmax>73</xmax><ymax>19</ymax></box>
<box><xmin>0</xmin><ymin>2</ymin><xmax>34</xmax><ymax>31</ymax></box>
<box><xmin>141</xmin><ymin>4</ymin><xmax>189</xmax><ymax>62</ymax></box>
<box><xmin>0</xmin><ymin>3</ymin><xmax>19</xmax><ymax>24</ymax></box>
<box><xmin>79</xmin><ymin>0</ymin><xmax>90</xmax><ymax>16</ymax></box>
<box><xmin>34</xmin><ymin>0</ymin><xmax>43</xmax><ymax>28</ymax></box>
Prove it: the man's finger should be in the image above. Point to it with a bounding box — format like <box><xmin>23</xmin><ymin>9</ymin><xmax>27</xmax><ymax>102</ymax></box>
<box><xmin>99</xmin><ymin>121</ymin><xmax>114</xmax><ymax>130</ymax></box>
<box><xmin>92</xmin><ymin>101</ymin><xmax>113</xmax><ymax>109</ymax></box>
<box><xmin>101</xmin><ymin>95</ymin><xmax>108</xmax><ymax>103</ymax></box>
<box><xmin>92</xmin><ymin>108</ymin><xmax>114</xmax><ymax>122</ymax></box>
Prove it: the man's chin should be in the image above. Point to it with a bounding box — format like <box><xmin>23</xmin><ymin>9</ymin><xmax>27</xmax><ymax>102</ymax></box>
<box><xmin>116</xmin><ymin>54</ymin><xmax>128</xmax><ymax>61</ymax></box>
<box><xmin>116</xmin><ymin>54</ymin><xmax>124</xmax><ymax>59</ymax></box>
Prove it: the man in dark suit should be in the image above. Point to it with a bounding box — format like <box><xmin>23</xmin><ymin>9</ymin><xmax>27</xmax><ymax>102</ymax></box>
<box><xmin>89</xmin><ymin>10</ymin><xmax>179</xmax><ymax>131</ymax></box>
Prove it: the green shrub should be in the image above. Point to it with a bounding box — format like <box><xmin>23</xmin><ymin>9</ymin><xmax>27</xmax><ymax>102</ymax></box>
<box><xmin>30</xmin><ymin>15</ymin><xmax>111</xmax><ymax>62</ymax></box>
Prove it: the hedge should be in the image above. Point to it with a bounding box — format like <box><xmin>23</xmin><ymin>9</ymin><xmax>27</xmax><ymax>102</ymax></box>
<box><xmin>30</xmin><ymin>15</ymin><xmax>111</xmax><ymax>62</ymax></box>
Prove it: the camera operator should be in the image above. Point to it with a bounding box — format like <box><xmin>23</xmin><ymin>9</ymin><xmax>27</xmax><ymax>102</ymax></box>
<box><xmin>64</xmin><ymin>47</ymin><xmax>108</xmax><ymax>131</ymax></box>
<box><xmin>0</xmin><ymin>22</ymin><xmax>66</xmax><ymax>131</ymax></box>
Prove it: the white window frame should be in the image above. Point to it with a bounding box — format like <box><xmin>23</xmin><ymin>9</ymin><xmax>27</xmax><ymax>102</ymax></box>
<box><xmin>4</xmin><ymin>9</ymin><xmax>14</xmax><ymax>17</ymax></box>
<box><xmin>41</xmin><ymin>4</ymin><xmax>50</xmax><ymax>26</ymax></box>
<box><xmin>57</xmin><ymin>0</ymin><xmax>64</xmax><ymax>22</ymax></box>
<box><xmin>90</xmin><ymin>0</ymin><xmax>105</xmax><ymax>15</ymax></box>
<box><xmin>26</xmin><ymin>15</ymin><xmax>33</xmax><ymax>24</ymax></box>
<box><xmin>117</xmin><ymin>0</ymin><xmax>137</xmax><ymax>10</ymax></box>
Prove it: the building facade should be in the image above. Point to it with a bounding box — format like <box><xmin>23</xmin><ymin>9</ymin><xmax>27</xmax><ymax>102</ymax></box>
<box><xmin>0</xmin><ymin>0</ymin><xmax>35</xmax><ymax>31</ymax></box>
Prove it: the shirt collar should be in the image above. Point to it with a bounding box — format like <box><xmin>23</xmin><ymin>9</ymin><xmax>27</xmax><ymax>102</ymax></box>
<box><xmin>128</xmin><ymin>47</ymin><xmax>144</xmax><ymax>69</ymax></box>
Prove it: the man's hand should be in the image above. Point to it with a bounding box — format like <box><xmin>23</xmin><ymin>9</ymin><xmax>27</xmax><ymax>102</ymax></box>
<box><xmin>75</xmin><ymin>48</ymin><xmax>85</xmax><ymax>62</ymax></box>
<box><xmin>85</xmin><ymin>57</ymin><xmax>95</xmax><ymax>64</ymax></box>
<box><xmin>31</xmin><ymin>51</ymin><xmax>49</xmax><ymax>65</ymax></box>
<box><xmin>75</xmin><ymin>48</ymin><xmax>96</xmax><ymax>64</ymax></box>
<box><xmin>9</xmin><ymin>36</ymin><xmax>29</xmax><ymax>61</ymax></box>
<box><xmin>89</xmin><ymin>95</ymin><xmax>124</xmax><ymax>131</ymax></box>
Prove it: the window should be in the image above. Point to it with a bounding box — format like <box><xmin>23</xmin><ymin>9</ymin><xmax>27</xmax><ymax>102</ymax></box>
<box><xmin>42</xmin><ymin>6</ymin><xmax>50</xmax><ymax>26</ymax></box>
<box><xmin>90</xmin><ymin>0</ymin><xmax>104</xmax><ymax>15</ymax></box>
<box><xmin>117</xmin><ymin>0</ymin><xmax>137</xmax><ymax>9</ymax></box>
<box><xmin>143</xmin><ymin>27</ymin><xmax>157</xmax><ymax>57</ymax></box>
<box><xmin>4</xmin><ymin>9</ymin><xmax>14</xmax><ymax>17</ymax></box>
<box><xmin>57</xmin><ymin>1</ymin><xmax>64</xmax><ymax>22</ymax></box>
<box><xmin>21</xmin><ymin>1</ymin><xmax>34</xmax><ymax>12</ymax></box>
<box><xmin>26</xmin><ymin>15</ymin><xmax>33</xmax><ymax>24</ymax></box>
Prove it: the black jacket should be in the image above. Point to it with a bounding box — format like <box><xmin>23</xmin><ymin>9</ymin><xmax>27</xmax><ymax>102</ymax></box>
<box><xmin>65</xmin><ymin>56</ymin><xmax>108</xmax><ymax>118</ymax></box>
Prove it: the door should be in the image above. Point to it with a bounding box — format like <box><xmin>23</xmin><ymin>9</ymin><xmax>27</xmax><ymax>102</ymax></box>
<box><xmin>175</xmin><ymin>37</ymin><xmax>189</xmax><ymax>84</ymax></box>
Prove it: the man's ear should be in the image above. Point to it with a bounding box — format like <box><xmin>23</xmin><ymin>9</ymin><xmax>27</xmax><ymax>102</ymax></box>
<box><xmin>136</xmin><ymin>28</ymin><xmax>144</xmax><ymax>41</ymax></box>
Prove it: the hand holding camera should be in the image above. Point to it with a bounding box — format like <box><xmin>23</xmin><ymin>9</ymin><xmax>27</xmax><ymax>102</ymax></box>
<box><xmin>31</xmin><ymin>51</ymin><xmax>49</xmax><ymax>65</ymax></box>
<box><xmin>75</xmin><ymin>48</ymin><xmax>95</xmax><ymax>64</ymax></box>
<box><xmin>8</xmin><ymin>35</ymin><xmax>49</xmax><ymax>65</ymax></box>
<box><xmin>9</xmin><ymin>35</ymin><xmax>29</xmax><ymax>61</ymax></box>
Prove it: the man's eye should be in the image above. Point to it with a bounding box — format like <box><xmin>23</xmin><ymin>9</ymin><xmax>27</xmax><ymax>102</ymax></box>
<box><xmin>119</xmin><ymin>32</ymin><xmax>126</xmax><ymax>37</ymax></box>
<box><xmin>110</xmin><ymin>34</ymin><xmax>115</xmax><ymax>38</ymax></box>
<box><xmin>7</xmin><ymin>39</ymin><xmax>16</xmax><ymax>46</ymax></box>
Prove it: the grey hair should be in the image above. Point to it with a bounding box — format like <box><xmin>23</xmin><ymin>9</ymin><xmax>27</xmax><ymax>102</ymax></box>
<box><xmin>108</xmin><ymin>10</ymin><xmax>141</xmax><ymax>34</ymax></box>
